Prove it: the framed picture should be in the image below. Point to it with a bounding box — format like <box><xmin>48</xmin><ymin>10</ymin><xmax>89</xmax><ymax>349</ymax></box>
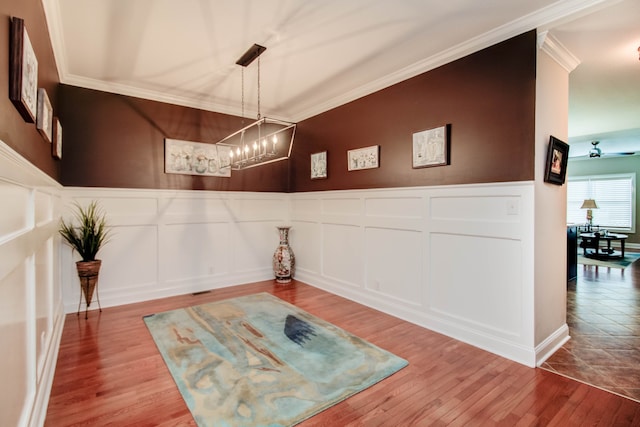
<box><xmin>165</xmin><ymin>138</ymin><xmax>232</xmax><ymax>177</ymax></box>
<box><xmin>37</xmin><ymin>88</ymin><xmax>53</xmax><ymax>143</ymax></box>
<box><xmin>544</xmin><ymin>135</ymin><xmax>570</xmax><ymax>185</ymax></box>
<box><xmin>9</xmin><ymin>17</ymin><xmax>38</xmax><ymax>123</ymax></box>
<box><xmin>412</xmin><ymin>124</ymin><xmax>450</xmax><ymax>168</ymax></box>
<box><xmin>348</xmin><ymin>145</ymin><xmax>379</xmax><ymax>171</ymax></box>
<box><xmin>311</xmin><ymin>151</ymin><xmax>327</xmax><ymax>179</ymax></box>
<box><xmin>52</xmin><ymin>117</ymin><xmax>62</xmax><ymax>159</ymax></box>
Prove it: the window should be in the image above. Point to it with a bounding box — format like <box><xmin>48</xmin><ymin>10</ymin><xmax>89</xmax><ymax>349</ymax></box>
<box><xmin>567</xmin><ymin>174</ymin><xmax>636</xmax><ymax>231</ymax></box>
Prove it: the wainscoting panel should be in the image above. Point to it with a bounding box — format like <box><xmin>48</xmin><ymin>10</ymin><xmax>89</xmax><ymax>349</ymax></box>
<box><xmin>101</xmin><ymin>225</ymin><xmax>159</xmax><ymax>288</ymax></box>
<box><xmin>290</xmin><ymin>198</ymin><xmax>321</xmax><ymax>220</ymax></box>
<box><xmin>292</xmin><ymin>184</ymin><xmax>540</xmax><ymax>366</ymax></box>
<box><xmin>0</xmin><ymin>180</ymin><xmax>31</xmax><ymax>239</ymax></box>
<box><xmin>0</xmin><ymin>141</ymin><xmax>64</xmax><ymax>427</ymax></box>
<box><xmin>163</xmin><ymin>223</ymin><xmax>227</xmax><ymax>281</ymax></box>
<box><xmin>35</xmin><ymin>238</ymin><xmax>54</xmax><ymax>381</ymax></box>
<box><xmin>429</xmin><ymin>233</ymin><xmax>523</xmax><ymax>337</ymax></box>
<box><xmin>289</xmin><ymin>221</ymin><xmax>321</xmax><ymax>274</ymax></box>
<box><xmin>323</xmin><ymin>197</ymin><xmax>361</xmax><ymax>216</ymax></box>
<box><xmin>61</xmin><ymin>188</ymin><xmax>289</xmax><ymax>311</ymax></box>
<box><xmin>322</xmin><ymin>223</ymin><xmax>364</xmax><ymax>287</ymax></box>
<box><xmin>0</xmin><ymin>259</ymin><xmax>30</xmax><ymax>427</ymax></box>
<box><xmin>365</xmin><ymin>197</ymin><xmax>423</xmax><ymax>218</ymax></box>
<box><xmin>364</xmin><ymin>227</ymin><xmax>422</xmax><ymax>305</ymax></box>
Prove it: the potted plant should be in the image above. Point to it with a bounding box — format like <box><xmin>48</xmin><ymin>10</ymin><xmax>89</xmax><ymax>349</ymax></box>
<box><xmin>59</xmin><ymin>201</ymin><xmax>110</xmax><ymax>318</ymax></box>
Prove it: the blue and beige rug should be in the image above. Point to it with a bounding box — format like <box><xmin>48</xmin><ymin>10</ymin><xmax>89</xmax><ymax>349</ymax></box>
<box><xmin>143</xmin><ymin>293</ymin><xmax>408</xmax><ymax>427</ymax></box>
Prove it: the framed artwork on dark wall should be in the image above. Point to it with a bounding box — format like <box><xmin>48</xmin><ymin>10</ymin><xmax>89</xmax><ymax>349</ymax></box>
<box><xmin>544</xmin><ymin>135</ymin><xmax>569</xmax><ymax>185</ymax></box>
<box><xmin>52</xmin><ymin>117</ymin><xmax>62</xmax><ymax>159</ymax></box>
<box><xmin>36</xmin><ymin>88</ymin><xmax>53</xmax><ymax>143</ymax></box>
<box><xmin>348</xmin><ymin>145</ymin><xmax>379</xmax><ymax>171</ymax></box>
<box><xmin>412</xmin><ymin>124</ymin><xmax>450</xmax><ymax>168</ymax></box>
<box><xmin>311</xmin><ymin>151</ymin><xmax>327</xmax><ymax>179</ymax></box>
<box><xmin>9</xmin><ymin>17</ymin><xmax>38</xmax><ymax>123</ymax></box>
<box><xmin>164</xmin><ymin>138</ymin><xmax>232</xmax><ymax>177</ymax></box>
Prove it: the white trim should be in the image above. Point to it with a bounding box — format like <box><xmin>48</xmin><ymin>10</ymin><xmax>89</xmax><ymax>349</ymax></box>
<box><xmin>537</xmin><ymin>31</ymin><xmax>581</xmax><ymax>73</ymax></box>
<box><xmin>535</xmin><ymin>324</ymin><xmax>571</xmax><ymax>366</ymax></box>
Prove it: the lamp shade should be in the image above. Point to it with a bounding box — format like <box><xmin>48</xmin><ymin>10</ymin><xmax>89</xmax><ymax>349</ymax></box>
<box><xmin>580</xmin><ymin>199</ymin><xmax>598</xmax><ymax>209</ymax></box>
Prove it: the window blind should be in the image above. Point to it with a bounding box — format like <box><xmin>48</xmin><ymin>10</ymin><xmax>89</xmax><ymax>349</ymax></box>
<box><xmin>567</xmin><ymin>174</ymin><xmax>635</xmax><ymax>231</ymax></box>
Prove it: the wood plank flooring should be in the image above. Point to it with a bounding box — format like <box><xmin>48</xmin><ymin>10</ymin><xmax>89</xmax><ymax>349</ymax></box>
<box><xmin>45</xmin><ymin>280</ymin><xmax>640</xmax><ymax>426</ymax></box>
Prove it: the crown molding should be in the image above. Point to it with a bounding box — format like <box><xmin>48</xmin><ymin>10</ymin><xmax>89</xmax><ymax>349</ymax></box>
<box><xmin>44</xmin><ymin>0</ymin><xmax>612</xmax><ymax>123</ymax></box>
<box><xmin>537</xmin><ymin>31</ymin><xmax>581</xmax><ymax>72</ymax></box>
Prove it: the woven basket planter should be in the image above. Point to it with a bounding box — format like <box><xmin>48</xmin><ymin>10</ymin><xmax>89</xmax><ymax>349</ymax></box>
<box><xmin>76</xmin><ymin>260</ymin><xmax>102</xmax><ymax>307</ymax></box>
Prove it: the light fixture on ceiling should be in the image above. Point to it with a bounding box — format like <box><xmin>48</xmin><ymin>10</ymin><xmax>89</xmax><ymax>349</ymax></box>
<box><xmin>216</xmin><ymin>44</ymin><xmax>296</xmax><ymax>170</ymax></box>
<box><xmin>589</xmin><ymin>141</ymin><xmax>601</xmax><ymax>158</ymax></box>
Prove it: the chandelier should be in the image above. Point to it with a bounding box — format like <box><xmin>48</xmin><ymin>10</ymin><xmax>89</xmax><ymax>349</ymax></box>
<box><xmin>216</xmin><ymin>44</ymin><xmax>296</xmax><ymax>170</ymax></box>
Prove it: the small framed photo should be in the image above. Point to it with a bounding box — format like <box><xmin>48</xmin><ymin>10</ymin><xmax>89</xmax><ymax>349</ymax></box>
<box><xmin>348</xmin><ymin>145</ymin><xmax>379</xmax><ymax>171</ymax></box>
<box><xmin>36</xmin><ymin>88</ymin><xmax>53</xmax><ymax>143</ymax></box>
<box><xmin>52</xmin><ymin>117</ymin><xmax>62</xmax><ymax>159</ymax></box>
<box><xmin>412</xmin><ymin>124</ymin><xmax>450</xmax><ymax>168</ymax></box>
<box><xmin>9</xmin><ymin>17</ymin><xmax>38</xmax><ymax>123</ymax></box>
<box><xmin>544</xmin><ymin>135</ymin><xmax>569</xmax><ymax>185</ymax></box>
<box><xmin>311</xmin><ymin>151</ymin><xmax>327</xmax><ymax>179</ymax></box>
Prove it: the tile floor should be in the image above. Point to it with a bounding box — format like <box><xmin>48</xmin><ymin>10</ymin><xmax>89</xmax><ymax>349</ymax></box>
<box><xmin>541</xmin><ymin>255</ymin><xmax>640</xmax><ymax>402</ymax></box>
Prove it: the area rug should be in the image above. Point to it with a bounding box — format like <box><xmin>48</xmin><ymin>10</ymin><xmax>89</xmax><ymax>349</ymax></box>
<box><xmin>143</xmin><ymin>293</ymin><xmax>408</xmax><ymax>427</ymax></box>
<box><xmin>578</xmin><ymin>252</ymin><xmax>640</xmax><ymax>269</ymax></box>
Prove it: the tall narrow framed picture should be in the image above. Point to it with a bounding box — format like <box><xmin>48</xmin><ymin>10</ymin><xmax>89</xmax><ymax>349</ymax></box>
<box><xmin>412</xmin><ymin>124</ymin><xmax>450</xmax><ymax>168</ymax></box>
<box><xmin>37</xmin><ymin>88</ymin><xmax>53</xmax><ymax>143</ymax></box>
<box><xmin>348</xmin><ymin>145</ymin><xmax>379</xmax><ymax>171</ymax></box>
<box><xmin>311</xmin><ymin>151</ymin><xmax>327</xmax><ymax>179</ymax></box>
<box><xmin>9</xmin><ymin>17</ymin><xmax>38</xmax><ymax>123</ymax></box>
<box><xmin>52</xmin><ymin>117</ymin><xmax>62</xmax><ymax>159</ymax></box>
<box><xmin>544</xmin><ymin>135</ymin><xmax>569</xmax><ymax>185</ymax></box>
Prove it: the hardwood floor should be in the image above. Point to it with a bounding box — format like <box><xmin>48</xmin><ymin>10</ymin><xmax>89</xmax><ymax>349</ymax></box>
<box><xmin>46</xmin><ymin>280</ymin><xmax>640</xmax><ymax>426</ymax></box>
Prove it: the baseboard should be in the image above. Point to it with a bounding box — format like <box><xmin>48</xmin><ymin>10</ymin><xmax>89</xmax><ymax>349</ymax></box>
<box><xmin>296</xmin><ymin>270</ymin><xmax>539</xmax><ymax>367</ymax></box>
<box><xmin>63</xmin><ymin>269</ymin><xmax>275</xmax><ymax>314</ymax></box>
<box><xmin>535</xmin><ymin>323</ymin><xmax>570</xmax><ymax>367</ymax></box>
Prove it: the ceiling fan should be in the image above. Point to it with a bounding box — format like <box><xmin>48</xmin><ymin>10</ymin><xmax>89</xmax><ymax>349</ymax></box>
<box><xmin>588</xmin><ymin>141</ymin><xmax>636</xmax><ymax>158</ymax></box>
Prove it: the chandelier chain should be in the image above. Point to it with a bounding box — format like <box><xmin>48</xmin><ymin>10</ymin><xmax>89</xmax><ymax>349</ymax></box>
<box><xmin>241</xmin><ymin>67</ymin><xmax>245</xmax><ymax>122</ymax></box>
<box><xmin>257</xmin><ymin>58</ymin><xmax>261</xmax><ymax>120</ymax></box>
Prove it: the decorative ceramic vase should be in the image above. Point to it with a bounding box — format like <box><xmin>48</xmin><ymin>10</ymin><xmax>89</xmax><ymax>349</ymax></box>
<box><xmin>273</xmin><ymin>226</ymin><xmax>295</xmax><ymax>284</ymax></box>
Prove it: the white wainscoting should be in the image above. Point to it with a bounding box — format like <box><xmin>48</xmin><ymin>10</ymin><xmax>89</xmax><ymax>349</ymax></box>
<box><xmin>0</xmin><ymin>141</ymin><xmax>64</xmax><ymax>427</ymax></box>
<box><xmin>291</xmin><ymin>183</ymin><xmax>546</xmax><ymax>366</ymax></box>
<box><xmin>61</xmin><ymin>188</ymin><xmax>290</xmax><ymax>312</ymax></box>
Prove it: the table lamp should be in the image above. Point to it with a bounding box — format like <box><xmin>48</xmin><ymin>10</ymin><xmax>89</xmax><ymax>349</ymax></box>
<box><xmin>580</xmin><ymin>199</ymin><xmax>598</xmax><ymax>230</ymax></box>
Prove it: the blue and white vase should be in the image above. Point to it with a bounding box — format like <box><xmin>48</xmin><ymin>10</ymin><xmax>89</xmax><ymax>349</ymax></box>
<box><xmin>273</xmin><ymin>226</ymin><xmax>295</xmax><ymax>284</ymax></box>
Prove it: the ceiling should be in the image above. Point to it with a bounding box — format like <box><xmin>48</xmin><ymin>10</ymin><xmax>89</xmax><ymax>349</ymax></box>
<box><xmin>42</xmin><ymin>0</ymin><xmax>640</xmax><ymax>157</ymax></box>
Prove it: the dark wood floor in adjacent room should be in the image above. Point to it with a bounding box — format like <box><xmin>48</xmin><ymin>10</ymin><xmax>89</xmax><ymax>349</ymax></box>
<box><xmin>45</xmin><ymin>280</ymin><xmax>640</xmax><ymax>426</ymax></box>
<box><xmin>542</xmin><ymin>254</ymin><xmax>640</xmax><ymax>402</ymax></box>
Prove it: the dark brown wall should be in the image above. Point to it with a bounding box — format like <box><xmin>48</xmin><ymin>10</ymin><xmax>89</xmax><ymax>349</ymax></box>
<box><xmin>58</xmin><ymin>86</ymin><xmax>289</xmax><ymax>192</ymax></box>
<box><xmin>0</xmin><ymin>0</ymin><xmax>61</xmax><ymax>181</ymax></box>
<box><xmin>291</xmin><ymin>31</ymin><xmax>537</xmax><ymax>192</ymax></box>
<box><xmin>0</xmin><ymin>4</ymin><xmax>535</xmax><ymax>194</ymax></box>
